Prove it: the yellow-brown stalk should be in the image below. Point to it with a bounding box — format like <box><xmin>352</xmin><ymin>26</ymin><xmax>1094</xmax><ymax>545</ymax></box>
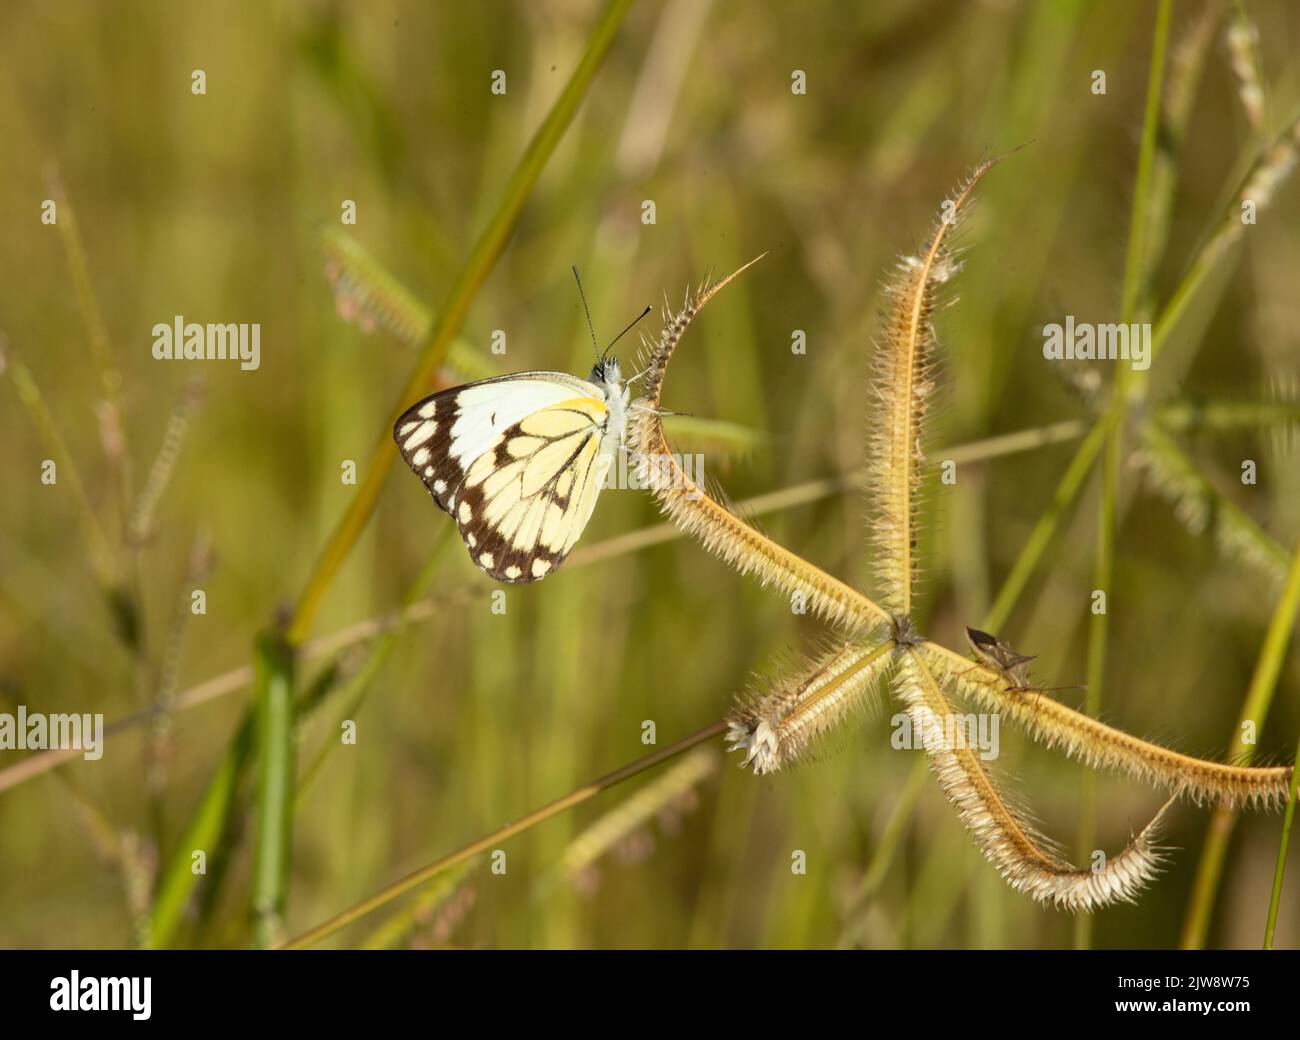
<box><xmin>727</xmin><ymin>638</ymin><xmax>893</xmax><ymax>774</ymax></box>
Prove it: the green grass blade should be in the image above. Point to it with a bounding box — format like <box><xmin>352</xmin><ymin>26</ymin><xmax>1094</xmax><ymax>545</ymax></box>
<box><xmin>295</xmin><ymin>548</ymin><xmax>447</xmax><ymax>804</ymax></box>
<box><xmin>148</xmin><ymin>719</ymin><xmax>254</xmax><ymax>948</ymax></box>
<box><xmin>2</xmin><ymin>339</ymin><xmax>115</xmax><ymax>583</ymax></box>
<box><xmin>1264</xmin><ymin>715</ymin><xmax>1300</xmax><ymax>948</ymax></box>
<box><xmin>1118</xmin><ymin>0</ymin><xmax>1172</xmax><ymax>331</ymax></box>
<box><xmin>1181</xmin><ymin>537</ymin><xmax>1300</xmax><ymax>948</ymax></box>
<box><xmin>1074</xmin><ymin>412</ymin><xmax>1123</xmax><ymax>950</ymax></box>
<box><xmin>1141</xmin><ymin>1</ymin><xmax>1220</xmax><ymax>301</ymax></box>
<box><xmin>252</xmin><ymin>631</ymin><xmax>296</xmax><ymax>949</ymax></box>
<box><xmin>987</xmin><ymin>418</ymin><xmax>1108</xmax><ymax>631</ymax></box>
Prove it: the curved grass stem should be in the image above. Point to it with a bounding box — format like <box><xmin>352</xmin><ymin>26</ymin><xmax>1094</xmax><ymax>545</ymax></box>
<box><xmin>278</xmin><ymin>720</ymin><xmax>728</xmax><ymax>949</ymax></box>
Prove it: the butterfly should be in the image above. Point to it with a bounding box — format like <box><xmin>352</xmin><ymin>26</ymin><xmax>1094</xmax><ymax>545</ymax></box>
<box><xmin>393</xmin><ymin>270</ymin><xmax>650</xmax><ymax>584</ymax></box>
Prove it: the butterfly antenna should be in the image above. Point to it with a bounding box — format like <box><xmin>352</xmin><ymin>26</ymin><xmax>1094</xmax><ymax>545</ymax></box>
<box><xmin>603</xmin><ymin>305</ymin><xmax>652</xmax><ymax>361</ymax></box>
<box><xmin>572</xmin><ymin>265</ymin><xmax>601</xmax><ymax>362</ymax></box>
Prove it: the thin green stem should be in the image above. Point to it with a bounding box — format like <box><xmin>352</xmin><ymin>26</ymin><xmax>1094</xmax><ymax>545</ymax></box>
<box><xmin>1075</xmin><ymin>410</ymin><xmax>1122</xmax><ymax>949</ymax></box>
<box><xmin>1156</xmin><ymin>399</ymin><xmax>1300</xmax><ymax>434</ymax></box>
<box><xmin>47</xmin><ymin>167</ymin><xmax>134</xmax><ymax>519</ymax></box>
<box><xmin>148</xmin><ymin>718</ymin><xmax>253</xmax><ymax>948</ymax></box>
<box><xmin>1142</xmin><ymin>1</ymin><xmax>1219</xmax><ymax>301</ymax></box>
<box><xmin>2</xmin><ymin>339</ymin><xmax>116</xmax><ymax>585</ymax></box>
<box><xmin>987</xmin><ymin>417</ymin><xmax>1108</xmax><ymax>631</ymax></box>
<box><xmin>837</xmin><ymin>755</ymin><xmax>930</xmax><ymax>947</ymax></box>
<box><xmin>295</xmin><ymin>549</ymin><xmax>448</xmax><ymax>804</ymax></box>
<box><xmin>1182</xmin><ymin>537</ymin><xmax>1300</xmax><ymax>948</ymax></box>
<box><xmin>1264</xmin><ymin>729</ymin><xmax>1300</xmax><ymax>948</ymax></box>
<box><xmin>252</xmin><ymin>631</ymin><xmax>296</xmax><ymax>949</ymax></box>
<box><xmin>1119</xmin><ymin>0</ymin><xmax>1171</xmax><ymax>331</ymax></box>
<box><xmin>47</xmin><ymin>170</ymin><xmax>117</xmax><ymax>417</ymax></box>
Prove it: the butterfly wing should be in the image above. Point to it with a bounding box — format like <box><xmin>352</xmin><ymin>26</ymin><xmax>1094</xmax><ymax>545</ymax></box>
<box><xmin>394</xmin><ymin>373</ymin><xmax>615</xmax><ymax>582</ymax></box>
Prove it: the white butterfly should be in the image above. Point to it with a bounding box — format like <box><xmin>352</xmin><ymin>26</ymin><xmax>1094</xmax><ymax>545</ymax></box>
<box><xmin>393</xmin><ymin>273</ymin><xmax>648</xmax><ymax>583</ymax></box>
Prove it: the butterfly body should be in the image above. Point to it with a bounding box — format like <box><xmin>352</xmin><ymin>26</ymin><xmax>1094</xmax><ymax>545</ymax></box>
<box><xmin>394</xmin><ymin>358</ymin><xmax>632</xmax><ymax>583</ymax></box>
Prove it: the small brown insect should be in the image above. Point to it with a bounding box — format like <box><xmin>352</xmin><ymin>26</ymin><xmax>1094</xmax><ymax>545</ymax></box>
<box><xmin>965</xmin><ymin>626</ymin><xmax>1037</xmax><ymax>690</ymax></box>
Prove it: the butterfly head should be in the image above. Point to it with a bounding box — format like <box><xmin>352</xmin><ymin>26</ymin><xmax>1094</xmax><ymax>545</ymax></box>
<box><xmin>589</xmin><ymin>356</ymin><xmax>622</xmax><ymax>389</ymax></box>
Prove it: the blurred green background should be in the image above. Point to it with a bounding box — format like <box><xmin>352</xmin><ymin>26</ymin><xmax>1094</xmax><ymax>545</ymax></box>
<box><xmin>2</xmin><ymin>0</ymin><xmax>1299</xmax><ymax>949</ymax></box>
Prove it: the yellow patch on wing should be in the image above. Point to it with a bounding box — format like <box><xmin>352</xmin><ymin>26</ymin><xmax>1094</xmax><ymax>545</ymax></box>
<box><xmin>518</xmin><ymin>398</ymin><xmax>606</xmax><ymax>437</ymax></box>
